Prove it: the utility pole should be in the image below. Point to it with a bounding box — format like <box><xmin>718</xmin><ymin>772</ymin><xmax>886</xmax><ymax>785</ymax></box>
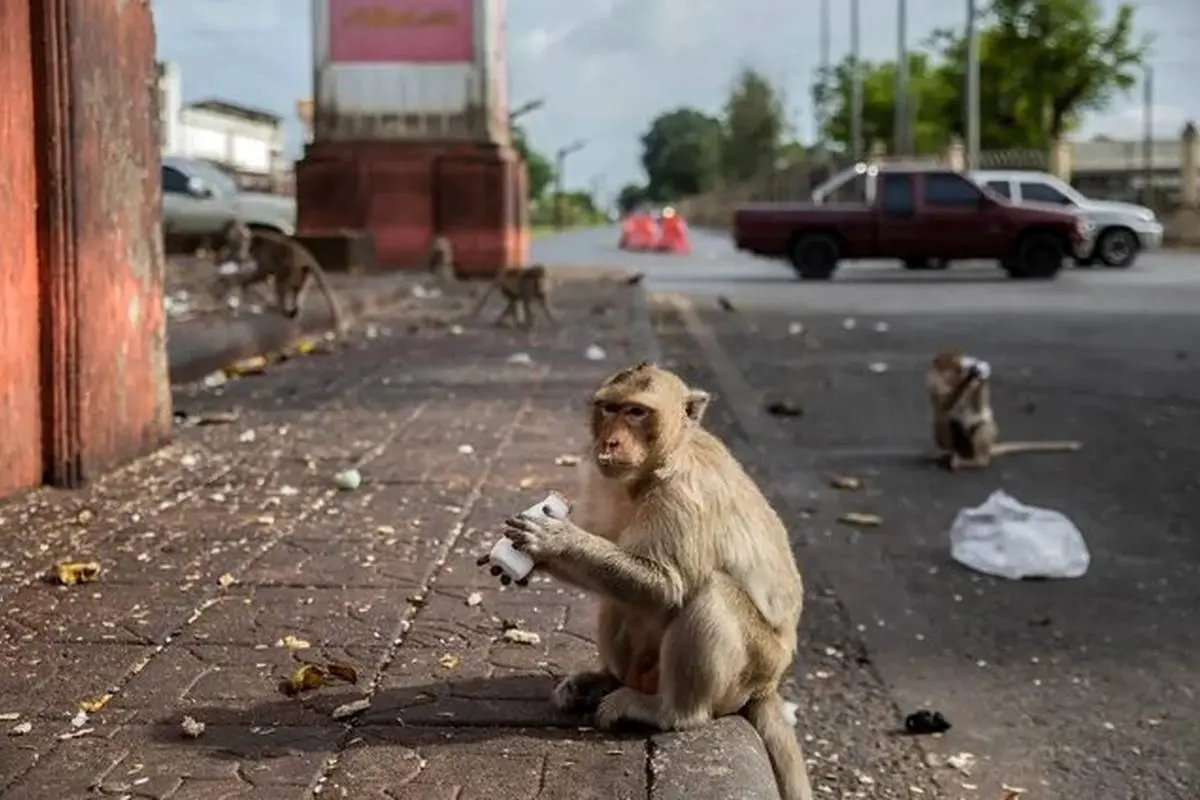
<box><xmin>554</xmin><ymin>140</ymin><xmax>586</xmax><ymax>231</ymax></box>
<box><xmin>895</xmin><ymin>0</ymin><xmax>909</xmax><ymax>156</ymax></box>
<box><xmin>850</xmin><ymin>0</ymin><xmax>862</xmax><ymax>161</ymax></box>
<box><xmin>817</xmin><ymin>0</ymin><xmax>830</xmax><ymax>151</ymax></box>
<box><xmin>1142</xmin><ymin>66</ymin><xmax>1154</xmax><ymax>205</ymax></box>
<box><xmin>965</xmin><ymin>0</ymin><xmax>980</xmax><ymax>170</ymax></box>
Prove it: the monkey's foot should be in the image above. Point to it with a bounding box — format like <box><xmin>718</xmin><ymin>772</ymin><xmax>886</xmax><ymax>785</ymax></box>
<box><xmin>552</xmin><ymin>670</ymin><xmax>621</xmax><ymax>714</ymax></box>
<box><xmin>594</xmin><ymin>686</ymin><xmax>660</xmax><ymax>730</ymax></box>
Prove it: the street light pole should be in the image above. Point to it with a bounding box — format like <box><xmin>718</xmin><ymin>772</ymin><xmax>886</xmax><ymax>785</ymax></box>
<box><xmin>850</xmin><ymin>0</ymin><xmax>862</xmax><ymax>161</ymax></box>
<box><xmin>896</xmin><ymin>0</ymin><xmax>909</xmax><ymax>156</ymax></box>
<box><xmin>965</xmin><ymin>0</ymin><xmax>980</xmax><ymax>170</ymax></box>
<box><xmin>554</xmin><ymin>140</ymin><xmax>586</xmax><ymax>231</ymax></box>
<box><xmin>509</xmin><ymin>98</ymin><xmax>545</xmax><ymax>124</ymax></box>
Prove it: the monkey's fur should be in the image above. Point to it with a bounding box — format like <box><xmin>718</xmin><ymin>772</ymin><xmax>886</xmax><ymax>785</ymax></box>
<box><xmin>498</xmin><ymin>362</ymin><xmax>811</xmax><ymax>800</ymax></box>
<box><xmin>465</xmin><ymin>264</ymin><xmax>557</xmax><ymax>330</ymax></box>
<box><xmin>213</xmin><ymin>221</ymin><xmax>345</xmax><ymax>333</ymax></box>
<box><xmin>426</xmin><ymin>234</ymin><xmax>456</xmax><ymax>285</ymax></box>
<box><xmin>927</xmin><ymin>349</ymin><xmax>1081</xmax><ymax>470</ymax></box>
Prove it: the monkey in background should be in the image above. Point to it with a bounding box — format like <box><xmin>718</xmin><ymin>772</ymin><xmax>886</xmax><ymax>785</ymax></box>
<box><xmin>489</xmin><ymin>362</ymin><xmax>811</xmax><ymax>800</ymax></box>
<box><xmin>927</xmin><ymin>348</ymin><xmax>1081</xmax><ymax>470</ymax></box>
<box><xmin>465</xmin><ymin>264</ymin><xmax>557</xmax><ymax>330</ymax></box>
<box><xmin>212</xmin><ymin>220</ymin><xmax>346</xmax><ymax>334</ymax></box>
<box><xmin>426</xmin><ymin>234</ymin><xmax>456</xmax><ymax>285</ymax></box>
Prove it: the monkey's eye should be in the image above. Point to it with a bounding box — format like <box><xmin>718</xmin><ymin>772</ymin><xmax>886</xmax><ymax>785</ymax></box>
<box><xmin>624</xmin><ymin>406</ymin><xmax>649</xmax><ymax>421</ymax></box>
<box><xmin>599</xmin><ymin>402</ymin><xmax>622</xmax><ymax>415</ymax></box>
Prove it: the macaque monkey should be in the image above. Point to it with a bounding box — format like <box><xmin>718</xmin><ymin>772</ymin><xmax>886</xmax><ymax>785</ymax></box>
<box><xmin>491</xmin><ymin>362</ymin><xmax>811</xmax><ymax>800</ymax></box>
<box><xmin>465</xmin><ymin>264</ymin><xmax>557</xmax><ymax>330</ymax></box>
<box><xmin>213</xmin><ymin>221</ymin><xmax>345</xmax><ymax>333</ymax></box>
<box><xmin>426</xmin><ymin>234</ymin><xmax>456</xmax><ymax>285</ymax></box>
<box><xmin>927</xmin><ymin>349</ymin><xmax>1081</xmax><ymax>470</ymax></box>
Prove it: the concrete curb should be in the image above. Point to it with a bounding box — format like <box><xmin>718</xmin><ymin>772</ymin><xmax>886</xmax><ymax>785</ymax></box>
<box><xmin>166</xmin><ymin>275</ymin><xmax>411</xmax><ymax>385</ymax></box>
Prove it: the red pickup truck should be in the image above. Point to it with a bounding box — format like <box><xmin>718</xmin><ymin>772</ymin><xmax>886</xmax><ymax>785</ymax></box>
<box><xmin>732</xmin><ymin>165</ymin><xmax>1093</xmax><ymax>280</ymax></box>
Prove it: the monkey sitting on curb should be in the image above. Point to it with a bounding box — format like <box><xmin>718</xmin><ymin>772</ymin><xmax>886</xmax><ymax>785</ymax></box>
<box><xmin>477</xmin><ymin>362</ymin><xmax>811</xmax><ymax>800</ymax></box>
<box><xmin>927</xmin><ymin>348</ymin><xmax>1081</xmax><ymax>470</ymax></box>
<box><xmin>464</xmin><ymin>264</ymin><xmax>557</xmax><ymax>330</ymax></box>
<box><xmin>211</xmin><ymin>220</ymin><xmax>346</xmax><ymax>334</ymax></box>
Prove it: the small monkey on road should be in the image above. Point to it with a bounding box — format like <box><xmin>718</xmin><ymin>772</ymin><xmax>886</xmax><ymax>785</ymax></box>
<box><xmin>465</xmin><ymin>264</ymin><xmax>557</xmax><ymax>330</ymax></box>
<box><xmin>489</xmin><ymin>362</ymin><xmax>811</xmax><ymax>800</ymax></box>
<box><xmin>927</xmin><ymin>348</ymin><xmax>1081</xmax><ymax>470</ymax></box>
<box><xmin>212</xmin><ymin>221</ymin><xmax>346</xmax><ymax>334</ymax></box>
<box><xmin>426</xmin><ymin>234</ymin><xmax>456</xmax><ymax>285</ymax></box>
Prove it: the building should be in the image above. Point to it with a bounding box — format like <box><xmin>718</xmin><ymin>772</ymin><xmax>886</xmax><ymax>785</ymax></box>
<box><xmin>154</xmin><ymin>61</ymin><xmax>290</xmax><ymax>193</ymax></box>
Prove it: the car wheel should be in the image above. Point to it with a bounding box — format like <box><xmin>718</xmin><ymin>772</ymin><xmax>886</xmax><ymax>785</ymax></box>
<box><xmin>1005</xmin><ymin>232</ymin><xmax>1065</xmax><ymax>279</ymax></box>
<box><xmin>789</xmin><ymin>234</ymin><xmax>840</xmax><ymax>280</ymax></box>
<box><xmin>1095</xmin><ymin>227</ymin><xmax>1140</xmax><ymax>268</ymax></box>
<box><xmin>903</xmin><ymin>258</ymin><xmax>932</xmax><ymax>270</ymax></box>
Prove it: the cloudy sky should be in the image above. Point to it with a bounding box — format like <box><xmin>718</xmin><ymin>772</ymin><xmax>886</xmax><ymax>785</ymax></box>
<box><xmin>153</xmin><ymin>0</ymin><xmax>1197</xmax><ymax>197</ymax></box>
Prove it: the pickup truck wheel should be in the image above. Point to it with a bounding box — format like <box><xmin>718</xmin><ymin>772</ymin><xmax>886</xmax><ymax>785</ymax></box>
<box><xmin>1007</xmin><ymin>232</ymin><xmax>1065</xmax><ymax>279</ymax></box>
<box><xmin>1096</xmin><ymin>227</ymin><xmax>1140</xmax><ymax>268</ymax></box>
<box><xmin>790</xmin><ymin>234</ymin><xmax>840</xmax><ymax>280</ymax></box>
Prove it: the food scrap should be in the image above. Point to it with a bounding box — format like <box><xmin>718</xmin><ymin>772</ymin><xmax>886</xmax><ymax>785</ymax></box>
<box><xmin>439</xmin><ymin>653</ymin><xmax>460</xmax><ymax>670</ymax></box>
<box><xmin>180</xmin><ymin>715</ymin><xmax>206</xmax><ymax>738</ymax></box>
<box><xmin>54</xmin><ymin>561</ymin><xmax>101</xmax><ymax>586</ymax></box>
<box><xmin>331</xmin><ymin>698</ymin><xmax>371</xmax><ymax>720</ymax></box>
<box><xmin>828</xmin><ymin>474</ymin><xmax>863</xmax><ymax>491</ymax></box>
<box><xmin>276</xmin><ymin>635</ymin><xmax>311</xmax><ymax>650</ymax></box>
<box><xmin>281</xmin><ymin>661</ymin><xmax>359</xmax><ymax>696</ymax></box>
<box><xmin>838</xmin><ymin>512</ymin><xmax>883</xmax><ymax>528</ymax></box>
<box><xmin>500</xmin><ymin>628</ymin><xmax>541</xmax><ymax>646</ymax></box>
<box><xmin>78</xmin><ymin>694</ymin><xmax>112</xmax><ymax>714</ymax></box>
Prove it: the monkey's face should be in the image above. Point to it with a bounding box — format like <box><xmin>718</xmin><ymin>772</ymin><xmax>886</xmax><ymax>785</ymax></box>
<box><xmin>590</xmin><ymin>400</ymin><xmax>654</xmax><ymax>479</ymax></box>
<box><xmin>928</xmin><ymin>351</ymin><xmax>964</xmax><ymax>395</ymax></box>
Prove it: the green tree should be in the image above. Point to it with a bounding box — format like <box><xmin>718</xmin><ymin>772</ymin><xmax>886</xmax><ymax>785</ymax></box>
<box><xmin>639</xmin><ymin>108</ymin><xmax>723</xmax><ymax>201</ymax></box>
<box><xmin>512</xmin><ymin>124</ymin><xmax>555</xmax><ymax>203</ymax></box>
<box><xmin>812</xmin><ymin>52</ymin><xmax>953</xmax><ymax>155</ymax></box>
<box><xmin>616</xmin><ymin>183</ymin><xmax>649</xmax><ymax>214</ymax></box>
<box><xmin>720</xmin><ymin>67</ymin><xmax>786</xmax><ymax>181</ymax></box>
<box><xmin>937</xmin><ymin>0</ymin><xmax>1148</xmax><ymax>143</ymax></box>
<box><xmin>811</xmin><ymin>0</ymin><xmax>1148</xmax><ymax>153</ymax></box>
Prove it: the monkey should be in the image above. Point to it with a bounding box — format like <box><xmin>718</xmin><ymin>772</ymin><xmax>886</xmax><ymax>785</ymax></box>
<box><xmin>212</xmin><ymin>221</ymin><xmax>346</xmax><ymax>334</ymax></box>
<box><xmin>927</xmin><ymin>348</ymin><xmax>1081</xmax><ymax>470</ymax></box>
<box><xmin>426</xmin><ymin>234</ymin><xmax>457</xmax><ymax>285</ymax></box>
<box><xmin>488</xmin><ymin>362</ymin><xmax>811</xmax><ymax>800</ymax></box>
<box><xmin>464</xmin><ymin>264</ymin><xmax>557</xmax><ymax>330</ymax></box>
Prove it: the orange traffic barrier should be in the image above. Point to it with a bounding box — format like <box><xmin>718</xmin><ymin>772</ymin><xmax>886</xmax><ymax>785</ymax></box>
<box><xmin>657</xmin><ymin>207</ymin><xmax>690</xmax><ymax>254</ymax></box>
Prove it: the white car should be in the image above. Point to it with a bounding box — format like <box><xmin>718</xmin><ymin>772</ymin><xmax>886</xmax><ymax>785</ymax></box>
<box><xmin>161</xmin><ymin>155</ymin><xmax>296</xmax><ymax>251</ymax></box>
<box><xmin>969</xmin><ymin>170</ymin><xmax>1163</xmax><ymax>268</ymax></box>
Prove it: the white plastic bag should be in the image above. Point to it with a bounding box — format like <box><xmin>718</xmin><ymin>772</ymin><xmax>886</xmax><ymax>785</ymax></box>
<box><xmin>948</xmin><ymin>490</ymin><xmax>1090</xmax><ymax>580</ymax></box>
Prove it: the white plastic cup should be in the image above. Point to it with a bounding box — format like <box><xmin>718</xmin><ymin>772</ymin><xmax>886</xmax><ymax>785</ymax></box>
<box><xmin>488</xmin><ymin>492</ymin><xmax>570</xmax><ymax>582</ymax></box>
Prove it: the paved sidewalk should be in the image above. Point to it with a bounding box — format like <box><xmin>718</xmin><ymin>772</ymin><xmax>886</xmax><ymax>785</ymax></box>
<box><xmin>0</xmin><ymin>276</ymin><xmax>773</xmax><ymax>799</ymax></box>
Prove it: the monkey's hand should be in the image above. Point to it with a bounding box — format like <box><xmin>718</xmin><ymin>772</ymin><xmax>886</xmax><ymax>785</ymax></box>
<box><xmin>502</xmin><ymin>514</ymin><xmax>584</xmax><ymax>561</ymax></box>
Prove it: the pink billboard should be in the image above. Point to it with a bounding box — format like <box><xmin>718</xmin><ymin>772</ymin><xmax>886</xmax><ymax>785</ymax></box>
<box><xmin>328</xmin><ymin>0</ymin><xmax>474</xmax><ymax>64</ymax></box>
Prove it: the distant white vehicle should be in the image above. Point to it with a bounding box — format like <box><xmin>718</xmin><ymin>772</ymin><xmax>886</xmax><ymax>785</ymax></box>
<box><xmin>161</xmin><ymin>155</ymin><xmax>296</xmax><ymax>251</ymax></box>
<box><xmin>969</xmin><ymin>170</ymin><xmax>1163</xmax><ymax>268</ymax></box>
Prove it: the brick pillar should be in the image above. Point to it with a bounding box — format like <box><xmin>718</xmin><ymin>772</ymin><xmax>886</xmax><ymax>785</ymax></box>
<box><xmin>30</xmin><ymin>0</ymin><xmax>171</xmax><ymax>488</ymax></box>
<box><xmin>1180</xmin><ymin>122</ymin><xmax>1198</xmax><ymax>208</ymax></box>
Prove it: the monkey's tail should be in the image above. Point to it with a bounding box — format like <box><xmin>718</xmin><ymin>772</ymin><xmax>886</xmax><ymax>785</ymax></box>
<box><xmin>742</xmin><ymin>692</ymin><xmax>812</xmax><ymax>800</ymax></box>
<box><xmin>309</xmin><ymin>264</ymin><xmax>345</xmax><ymax>329</ymax></box>
<box><xmin>991</xmin><ymin>440</ymin><xmax>1082</xmax><ymax>456</ymax></box>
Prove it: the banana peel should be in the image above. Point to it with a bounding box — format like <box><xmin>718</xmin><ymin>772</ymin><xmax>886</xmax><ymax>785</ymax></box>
<box><xmin>55</xmin><ymin>561</ymin><xmax>101</xmax><ymax>586</ymax></box>
<box><xmin>281</xmin><ymin>661</ymin><xmax>359</xmax><ymax>696</ymax></box>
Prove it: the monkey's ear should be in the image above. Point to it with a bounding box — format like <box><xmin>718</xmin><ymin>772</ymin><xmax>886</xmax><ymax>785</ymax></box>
<box><xmin>684</xmin><ymin>389</ymin><xmax>710</xmax><ymax>423</ymax></box>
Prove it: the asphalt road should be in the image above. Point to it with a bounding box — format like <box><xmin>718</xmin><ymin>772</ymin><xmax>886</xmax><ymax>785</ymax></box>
<box><xmin>536</xmin><ymin>227</ymin><xmax>1200</xmax><ymax>798</ymax></box>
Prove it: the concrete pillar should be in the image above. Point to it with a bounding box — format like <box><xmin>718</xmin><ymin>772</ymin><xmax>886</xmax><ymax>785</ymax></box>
<box><xmin>1048</xmin><ymin>138</ymin><xmax>1073</xmax><ymax>181</ymax></box>
<box><xmin>297</xmin><ymin>0</ymin><xmax>523</xmax><ymax>276</ymax></box>
<box><xmin>944</xmin><ymin>136</ymin><xmax>965</xmax><ymax>171</ymax></box>
<box><xmin>0</xmin><ymin>0</ymin><xmax>171</xmax><ymax>497</ymax></box>
<box><xmin>1180</xmin><ymin>122</ymin><xmax>1198</xmax><ymax>207</ymax></box>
